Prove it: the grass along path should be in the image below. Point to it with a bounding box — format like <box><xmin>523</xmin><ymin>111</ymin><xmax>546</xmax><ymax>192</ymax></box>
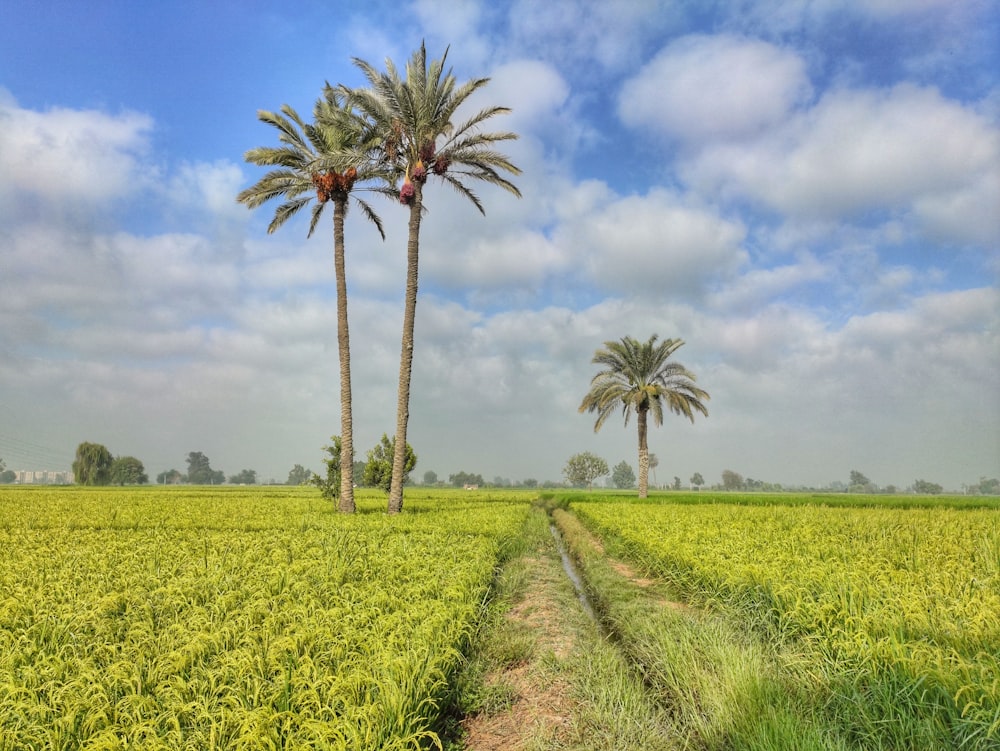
<box><xmin>454</xmin><ymin>504</ymin><xmax>675</xmax><ymax>750</ymax></box>
<box><xmin>456</xmin><ymin>501</ymin><xmax>868</xmax><ymax>750</ymax></box>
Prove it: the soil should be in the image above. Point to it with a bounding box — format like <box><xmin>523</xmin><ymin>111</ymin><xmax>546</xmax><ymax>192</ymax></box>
<box><xmin>460</xmin><ymin>516</ymin><xmax>696</xmax><ymax>749</ymax></box>
<box><xmin>459</xmin><ymin>550</ymin><xmax>579</xmax><ymax>750</ymax></box>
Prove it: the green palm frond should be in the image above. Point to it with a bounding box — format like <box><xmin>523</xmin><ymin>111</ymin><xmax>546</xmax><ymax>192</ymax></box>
<box><xmin>349</xmin><ymin>40</ymin><xmax>520</xmax><ymax>214</ymax></box>
<box><xmin>268</xmin><ymin>197</ymin><xmax>313</xmax><ymax>234</ymax></box>
<box><xmin>237</xmin><ymin>97</ymin><xmax>387</xmax><ymax>239</ymax></box>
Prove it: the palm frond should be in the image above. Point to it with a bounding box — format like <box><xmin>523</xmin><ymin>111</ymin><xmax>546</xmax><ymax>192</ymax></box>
<box><xmin>257</xmin><ymin>109</ymin><xmax>309</xmax><ymax>153</ymax></box>
<box><xmin>353</xmin><ymin>196</ymin><xmax>386</xmax><ymax>240</ymax></box>
<box><xmin>243</xmin><ymin>145</ymin><xmax>309</xmax><ymax>169</ymax></box>
<box><xmin>438</xmin><ymin>173</ymin><xmax>485</xmax><ymax>214</ymax></box>
<box><xmin>447</xmin><ymin>106</ymin><xmax>513</xmax><ymax>143</ymax></box>
<box><xmin>267</xmin><ymin>197</ymin><xmax>313</xmax><ymax>234</ymax></box>
<box><xmin>236</xmin><ymin>170</ymin><xmax>311</xmax><ymax>209</ymax></box>
<box><xmin>306</xmin><ymin>199</ymin><xmax>327</xmax><ymax>239</ymax></box>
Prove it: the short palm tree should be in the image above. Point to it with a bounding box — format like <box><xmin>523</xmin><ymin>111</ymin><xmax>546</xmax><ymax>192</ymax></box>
<box><xmin>349</xmin><ymin>42</ymin><xmax>521</xmax><ymax>513</ymax></box>
<box><xmin>579</xmin><ymin>335</ymin><xmax>709</xmax><ymax>499</ymax></box>
<box><xmin>236</xmin><ymin>89</ymin><xmax>386</xmax><ymax>513</ymax></box>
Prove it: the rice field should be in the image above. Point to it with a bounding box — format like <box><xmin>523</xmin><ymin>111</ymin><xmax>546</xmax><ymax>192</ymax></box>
<box><xmin>0</xmin><ymin>486</ymin><xmax>531</xmax><ymax>750</ymax></box>
<box><xmin>3</xmin><ymin>485</ymin><xmax>997</xmax><ymax>749</ymax></box>
<box><xmin>572</xmin><ymin>499</ymin><xmax>1000</xmax><ymax>748</ymax></box>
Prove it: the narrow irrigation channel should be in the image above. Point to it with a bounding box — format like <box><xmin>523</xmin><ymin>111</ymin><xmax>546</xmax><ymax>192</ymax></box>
<box><xmin>549</xmin><ymin>523</ymin><xmax>597</xmax><ymax>621</ymax></box>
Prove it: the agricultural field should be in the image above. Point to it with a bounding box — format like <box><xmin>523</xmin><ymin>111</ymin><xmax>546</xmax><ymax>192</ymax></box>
<box><xmin>3</xmin><ymin>485</ymin><xmax>998</xmax><ymax>750</ymax></box>
<box><xmin>571</xmin><ymin>496</ymin><xmax>1000</xmax><ymax>749</ymax></box>
<box><xmin>0</xmin><ymin>486</ymin><xmax>531</xmax><ymax>750</ymax></box>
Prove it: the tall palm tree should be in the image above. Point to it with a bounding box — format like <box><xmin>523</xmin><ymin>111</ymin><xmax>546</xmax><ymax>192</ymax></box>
<box><xmin>579</xmin><ymin>335</ymin><xmax>709</xmax><ymax>499</ymax></box>
<box><xmin>236</xmin><ymin>89</ymin><xmax>386</xmax><ymax>513</ymax></box>
<box><xmin>349</xmin><ymin>42</ymin><xmax>522</xmax><ymax>513</ymax></box>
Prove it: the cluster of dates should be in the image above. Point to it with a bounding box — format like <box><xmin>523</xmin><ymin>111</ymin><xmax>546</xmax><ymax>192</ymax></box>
<box><xmin>312</xmin><ymin>168</ymin><xmax>358</xmax><ymax>202</ymax></box>
<box><xmin>400</xmin><ymin>140</ymin><xmax>450</xmax><ymax>205</ymax></box>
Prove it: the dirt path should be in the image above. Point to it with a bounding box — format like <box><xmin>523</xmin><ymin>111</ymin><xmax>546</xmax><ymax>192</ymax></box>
<box><xmin>460</xmin><ymin>543</ymin><xmax>584</xmax><ymax>750</ymax></box>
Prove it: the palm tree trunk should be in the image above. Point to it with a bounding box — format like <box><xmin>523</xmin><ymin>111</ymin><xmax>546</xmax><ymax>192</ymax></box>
<box><xmin>333</xmin><ymin>199</ymin><xmax>355</xmax><ymax>513</ymax></box>
<box><xmin>637</xmin><ymin>408</ymin><xmax>649</xmax><ymax>499</ymax></box>
<box><xmin>388</xmin><ymin>184</ymin><xmax>423</xmax><ymax>514</ymax></box>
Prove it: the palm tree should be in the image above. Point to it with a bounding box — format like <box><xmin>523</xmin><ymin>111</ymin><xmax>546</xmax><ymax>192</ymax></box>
<box><xmin>349</xmin><ymin>42</ymin><xmax>521</xmax><ymax>513</ymax></box>
<box><xmin>579</xmin><ymin>335</ymin><xmax>709</xmax><ymax>499</ymax></box>
<box><xmin>236</xmin><ymin>89</ymin><xmax>386</xmax><ymax>513</ymax></box>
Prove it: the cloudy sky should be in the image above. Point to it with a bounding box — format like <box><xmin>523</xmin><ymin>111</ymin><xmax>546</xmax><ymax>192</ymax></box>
<box><xmin>1</xmin><ymin>0</ymin><xmax>997</xmax><ymax>489</ymax></box>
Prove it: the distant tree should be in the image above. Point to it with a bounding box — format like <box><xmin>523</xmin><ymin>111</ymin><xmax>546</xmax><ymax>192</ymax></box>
<box><xmin>522</xmin><ymin>478</ymin><xmax>538</xmax><ymax>488</ymax></box>
<box><xmin>73</xmin><ymin>442</ymin><xmax>113</xmax><ymax>485</ymax></box>
<box><xmin>287</xmin><ymin>464</ymin><xmax>312</xmax><ymax>485</ymax></box>
<box><xmin>848</xmin><ymin>469</ymin><xmax>874</xmax><ymax>492</ymax></box>
<box><xmin>0</xmin><ymin>457</ymin><xmax>14</xmax><ymax>484</ymax></box>
<box><xmin>186</xmin><ymin>452</ymin><xmax>224</xmax><ymax>485</ymax></box>
<box><xmin>649</xmin><ymin>453</ymin><xmax>659</xmax><ymax>488</ymax></box>
<box><xmin>912</xmin><ymin>479</ymin><xmax>943</xmax><ymax>494</ymax></box>
<box><xmin>579</xmin><ymin>335</ymin><xmax>709</xmax><ymax>499</ymax></box>
<box><xmin>449</xmin><ymin>471</ymin><xmax>485</xmax><ymax>487</ymax></box>
<box><xmin>673</xmin><ymin>476</ymin><xmax>682</xmax><ymax>490</ymax></box>
<box><xmin>423</xmin><ymin>470</ymin><xmax>438</xmax><ymax>485</ymax></box>
<box><xmin>156</xmin><ymin>469</ymin><xmax>184</xmax><ymax>485</ymax></box>
<box><xmin>969</xmin><ymin>477</ymin><xmax>1000</xmax><ymax>495</ymax></box>
<box><xmin>849</xmin><ymin>469</ymin><xmax>870</xmax><ymax>487</ymax></box>
<box><xmin>110</xmin><ymin>456</ymin><xmax>147</xmax><ymax>485</ymax></box>
<box><xmin>690</xmin><ymin>472</ymin><xmax>705</xmax><ymax>490</ymax></box>
<box><xmin>228</xmin><ymin>469</ymin><xmax>257</xmax><ymax>485</ymax></box>
<box><xmin>563</xmin><ymin>452</ymin><xmax>609</xmax><ymax>489</ymax></box>
<box><xmin>721</xmin><ymin>469</ymin><xmax>744</xmax><ymax>491</ymax></box>
<box><xmin>611</xmin><ymin>461</ymin><xmax>636</xmax><ymax>489</ymax></box>
<box><xmin>312</xmin><ymin>436</ymin><xmax>343</xmax><ymax>502</ymax></box>
<box><xmin>363</xmin><ymin>434</ymin><xmax>416</xmax><ymax>494</ymax></box>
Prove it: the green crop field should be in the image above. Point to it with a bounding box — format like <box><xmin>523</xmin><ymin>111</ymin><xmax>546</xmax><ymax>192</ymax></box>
<box><xmin>572</xmin><ymin>497</ymin><xmax>1000</xmax><ymax>748</ymax></box>
<box><xmin>2</xmin><ymin>485</ymin><xmax>997</xmax><ymax>749</ymax></box>
<box><xmin>0</xmin><ymin>486</ymin><xmax>531</xmax><ymax>750</ymax></box>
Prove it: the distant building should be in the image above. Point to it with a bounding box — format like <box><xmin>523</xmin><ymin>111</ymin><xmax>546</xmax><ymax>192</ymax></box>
<box><xmin>14</xmin><ymin>470</ymin><xmax>73</xmax><ymax>485</ymax></box>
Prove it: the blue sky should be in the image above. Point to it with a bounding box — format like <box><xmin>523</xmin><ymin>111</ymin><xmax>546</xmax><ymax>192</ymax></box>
<box><xmin>1</xmin><ymin>0</ymin><xmax>997</xmax><ymax>489</ymax></box>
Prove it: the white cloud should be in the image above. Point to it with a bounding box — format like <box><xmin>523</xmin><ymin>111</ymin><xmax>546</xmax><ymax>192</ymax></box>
<box><xmin>482</xmin><ymin>59</ymin><xmax>570</xmax><ymax>134</ymax></box>
<box><xmin>561</xmin><ymin>188</ymin><xmax>747</xmax><ymax>297</ymax></box>
<box><xmin>913</xmin><ymin>169</ymin><xmax>1000</xmax><ymax>247</ymax></box>
<box><xmin>0</xmin><ymin>91</ymin><xmax>153</xmax><ymax>207</ymax></box>
<box><xmin>507</xmin><ymin>0</ymin><xmax>674</xmax><ymax>72</ymax></box>
<box><xmin>618</xmin><ymin>34</ymin><xmax>812</xmax><ymax>143</ymax></box>
<box><xmin>683</xmin><ymin>83</ymin><xmax>999</xmax><ymax>246</ymax></box>
<box><xmin>425</xmin><ymin>229</ymin><xmax>567</xmax><ymax>289</ymax></box>
<box><xmin>166</xmin><ymin>160</ymin><xmax>247</xmax><ymax>221</ymax></box>
<box><xmin>708</xmin><ymin>253</ymin><xmax>830</xmax><ymax>311</ymax></box>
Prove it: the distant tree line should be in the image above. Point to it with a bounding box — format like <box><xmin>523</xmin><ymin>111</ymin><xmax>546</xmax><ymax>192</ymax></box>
<box><xmin>72</xmin><ymin>442</ymin><xmax>148</xmax><ymax>486</ymax></box>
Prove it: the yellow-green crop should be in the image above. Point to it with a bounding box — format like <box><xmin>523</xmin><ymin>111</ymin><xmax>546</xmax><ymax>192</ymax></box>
<box><xmin>0</xmin><ymin>486</ymin><xmax>530</xmax><ymax>750</ymax></box>
<box><xmin>574</xmin><ymin>501</ymin><xmax>999</xmax><ymax>747</ymax></box>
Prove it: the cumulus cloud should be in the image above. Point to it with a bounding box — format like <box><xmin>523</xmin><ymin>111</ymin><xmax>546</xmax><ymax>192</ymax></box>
<box><xmin>682</xmin><ymin>83</ymin><xmax>999</xmax><ymax>246</ymax></box>
<box><xmin>165</xmin><ymin>160</ymin><xmax>247</xmax><ymax>221</ymax></box>
<box><xmin>507</xmin><ymin>0</ymin><xmax>675</xmax><ymax>73</ymax></box>
<box><xmin>425</xmin><ymin>229</ymin><xmax>567</xmax><ymax>289</ymax></box>
<box><xmin>559</xmin><ymin>188</ymin><xmax>747</xmax><ymax>298</ymax></box>
<box><xmin>0</xmin><ymin>90</ymin><xmax>153</xmax><ymax>208</ymax></box>
<box><xmin>618</xmin><ymin>34</ymin><xmax>812</xmax><ymax>143</ymax></box>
